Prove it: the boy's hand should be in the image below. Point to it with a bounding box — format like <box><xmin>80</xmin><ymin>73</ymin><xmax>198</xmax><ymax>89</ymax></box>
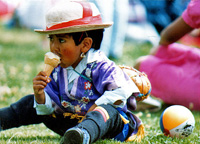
<box><xmin>33</xmin><ymin>71</ymin><xmax>51</xmax><ymax>104</ymax></box>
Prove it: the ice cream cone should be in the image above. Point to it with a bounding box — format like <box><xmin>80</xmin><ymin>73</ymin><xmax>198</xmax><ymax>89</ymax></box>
<box><xmin>43</xmin><ymin>64</ymin><xmax>55</xmax><ymax>77</ymax></box>
<box><xmin>43</xmin><ymin>52</ymin><xmax>60</xmax><ymax>77</ymax></box>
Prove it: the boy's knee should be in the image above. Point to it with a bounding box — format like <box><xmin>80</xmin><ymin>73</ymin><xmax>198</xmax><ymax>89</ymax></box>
<box><xmin>90</xmin><ymin>104</ymin><xmax>119</xmax><ymax>121</ymax></box>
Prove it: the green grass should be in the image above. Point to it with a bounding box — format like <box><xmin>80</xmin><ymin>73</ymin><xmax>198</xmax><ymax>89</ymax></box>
<box><xmin>0</xmin><ymin>25</ymin><xmax>199</xmax><ymax>144</ymax></box>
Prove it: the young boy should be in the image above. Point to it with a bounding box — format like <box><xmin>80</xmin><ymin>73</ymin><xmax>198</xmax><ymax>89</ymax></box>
<box><xmin>0</xmin><ymin>1</ymin><xmax>144</xmax><ymax>144</ymax></box>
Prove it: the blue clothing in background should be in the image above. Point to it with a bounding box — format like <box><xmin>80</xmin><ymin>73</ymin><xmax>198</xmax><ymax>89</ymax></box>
<box><xmin>140</xmin><ymin>0</ymin><xmax>190</xmax><ymax>33</ymax></box>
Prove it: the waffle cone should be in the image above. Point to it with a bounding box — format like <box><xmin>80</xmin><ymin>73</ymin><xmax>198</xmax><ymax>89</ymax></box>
<box><xmin>43</xmin><ymin>64</ymin><xmax>54</xmax><ymax>77</ymax></box>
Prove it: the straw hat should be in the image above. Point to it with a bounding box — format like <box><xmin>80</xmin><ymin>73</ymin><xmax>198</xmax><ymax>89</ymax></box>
<box><xmin>34</xmin><ymin>1</ymin><xmax>113</xmax><ymax>34</ymax></box>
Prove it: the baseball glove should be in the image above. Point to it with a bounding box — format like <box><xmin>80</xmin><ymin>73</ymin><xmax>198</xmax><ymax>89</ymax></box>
<box><xmin>119</xmin><ymin>65</ymin><xmax>151</xmax><ymax>101</ymax></box>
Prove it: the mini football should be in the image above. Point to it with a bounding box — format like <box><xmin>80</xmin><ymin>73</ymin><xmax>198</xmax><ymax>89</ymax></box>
<box><xmin>160</xmin><ymin>105</ymin><xmax>195</xmax><ymax>138</ymax></box>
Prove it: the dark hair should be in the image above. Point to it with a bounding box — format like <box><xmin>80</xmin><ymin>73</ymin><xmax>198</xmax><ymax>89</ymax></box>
<box><xmin>69</xmin><ymin>29</ymin><xmax>104</xmax><ymax>50</ymax></box>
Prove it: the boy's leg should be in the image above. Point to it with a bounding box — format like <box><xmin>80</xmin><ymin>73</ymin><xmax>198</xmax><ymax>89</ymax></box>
<box><xmin>0</xmin><ymin>94</ymin><xmax>42</xmax><ymax>130</ymax></box>
<box><xmin>63</xmin><ymin>104</ymin><xmax>126</xmax><ymax>143</ymax></box>
<box><xmin>0</xmin><ymin>94</ymin><xmax>79</xmax><ymax>136</ymax></box>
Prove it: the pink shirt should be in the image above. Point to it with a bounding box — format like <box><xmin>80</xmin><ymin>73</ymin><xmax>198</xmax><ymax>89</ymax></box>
<box><xmin>182</xmin><ymin>0</ymin><xmax>200</xmax><ymax>28</ymax></box>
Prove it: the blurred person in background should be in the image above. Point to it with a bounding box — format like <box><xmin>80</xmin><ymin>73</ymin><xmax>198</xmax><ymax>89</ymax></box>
<box><xmin>0</xmin><ymin>0</ymin><xmax>16</xmax><ymax>24</ymax></box>
<box><xmin>135</xmin><ymin>0</ymin><xmax>200</xmax><ymax>111</ymax></box>
<box><xmin>90</xmin><ymin>0</ymin><xmax>129</xmax><ymax>59</ymax></box>
<box><xmin>128</xmin><ymin>0</ymin><xmax>191</xmax><ymax>111</ymax></box>
<box><xmin>126</xmin><ymin>0</ymin><xmax>160</xmax><ymax>47</ymax></box>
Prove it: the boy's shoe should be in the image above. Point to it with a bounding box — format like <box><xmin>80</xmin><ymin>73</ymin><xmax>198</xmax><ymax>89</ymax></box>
<box><xmin>60</xmin><ymin>127</ymin><xmax>90</xmax><ymax>144</ymax></box>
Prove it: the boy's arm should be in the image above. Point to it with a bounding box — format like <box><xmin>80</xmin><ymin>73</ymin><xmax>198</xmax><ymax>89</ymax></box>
<box><xmin>95</xmin><ymin>86</ymin><xmax>138</xmax><ymax>108</ymax></box>
<box><xmin>33</xmin><ymin>71</ymin><xmax>54</xmax><ymax>115</ymax></box>
<box><xmin>34</xmin><ymin>92</ymin><xmax>54</xmax><ymax>115</ymax></box>
<box><xmin>92</xmin><ymin>62</ymin><xmax>139</xmax><ymax>108</ymax></box>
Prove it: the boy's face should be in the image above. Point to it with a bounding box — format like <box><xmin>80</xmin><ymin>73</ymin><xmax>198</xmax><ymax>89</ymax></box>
<box><xmin>48</xmin><ymin>34</ymin><xmax>83</xmax><ymax>68</ymax></box>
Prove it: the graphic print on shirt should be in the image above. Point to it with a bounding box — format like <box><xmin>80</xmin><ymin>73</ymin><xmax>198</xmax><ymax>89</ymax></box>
<box><xmin>61</xmin><ymin>100</ymin><xmax>71</xmax><ymax>108</ymax></box>
<box><xmin>83</xmin><ymin>81</ymin><xmax>93</xmax><ymax>101</ymax></box>
<box><xmin>69</xmin><ymin>81</ymin><xmax>94</xmax><ymax>114</ymax></box>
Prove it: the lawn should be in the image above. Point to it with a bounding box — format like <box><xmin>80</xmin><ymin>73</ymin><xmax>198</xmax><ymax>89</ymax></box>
<box><xmin>0</xmin><ymin>25</ymin><xmax>199</xmax><ymax>144</ymax></box>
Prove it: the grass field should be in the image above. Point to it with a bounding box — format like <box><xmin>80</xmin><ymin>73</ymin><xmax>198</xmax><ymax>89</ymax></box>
<box><xmin>0</xmin><ymin>26</ymin><xmax>199</xmax><ymax>144</ymax></box>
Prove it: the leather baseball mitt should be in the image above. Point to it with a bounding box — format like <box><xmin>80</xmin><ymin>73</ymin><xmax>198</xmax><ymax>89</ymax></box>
<box><xmin>119</xmin><ymin>65</ymin><xmax>151</xmax><ymax>101</ymax></box>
